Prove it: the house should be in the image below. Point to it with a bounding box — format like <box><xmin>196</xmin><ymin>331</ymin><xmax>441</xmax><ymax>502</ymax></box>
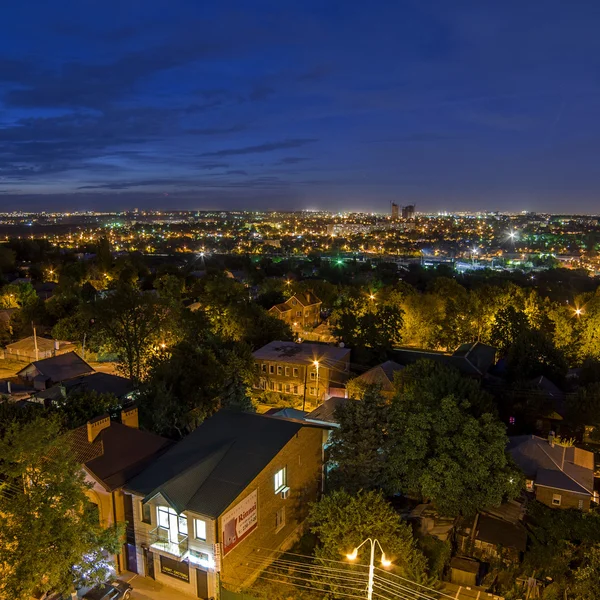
<box><xmin>68</xmin><ymin>407</ymin><xmax>172</xmax><ymax>573</ymax></box>
<box><xmin>17</xmin><ymin>351</ymin><xmax>94</xmax><ymax>389</ymax></box>
<box><xmin>449</xmin><ymin>557</ymin><xmax>480</xmax><ymax>587</ymax></box>
<box><xmin>354</xmin><ymin>360</ymin><xmax>404</xmax><ymax>396</ymax></box>
<box><xmin>508</xmin><ymin>434</ymin><xmax>597</xmax><ymax>510</ymax></box>
<box><xmin>123</xmin><ymin>411</ymin><xmax>324</xmax><ymax>599</ymax></box>
<box><xmin>268</xmin><ymin>292</ymin><xmax>322</xmax><ymax>331</ymax></box>
<box><xmin>5</xmin><ymin>336</ymin><xmax>77</xmax><ymax>362</ymax></box>
<box><xmin>305</xmin><ymin>396</ymin><xmax>354</xmax><ymax>427</ymax></box>
<box><xmin>0</xmin><ymin>378</ymin><xmax>35</xmax><ymax>400</ymax></box>
<box><xmin>390</xmin><ymin>341</ymin><xmax>496</xmax><ymax>378</ymax></box>
<box><xmin>253</xmin><ymin>341</ymin><xmax>351</xmax><ymax>407</ymax></box>
<box><xmin>31</xmin><ymin>372</ymin><xmax>135</xmax><ymax>405</ymax></box>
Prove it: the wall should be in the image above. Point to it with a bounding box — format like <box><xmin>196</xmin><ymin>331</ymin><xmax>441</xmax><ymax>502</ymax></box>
<box><xmin>535</xmin><ymin>485</ymin><xmax>591</xmax><ymax>510</ymax></box>
<box><xmin>219</xmin><ymin>426</ymin><xmax>324</xmax><ymax>591</ymax></box>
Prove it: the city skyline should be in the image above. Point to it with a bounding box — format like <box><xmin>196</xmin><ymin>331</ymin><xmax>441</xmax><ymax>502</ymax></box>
<box><xmin>3</xmin><ymin>1</ymin><xmax>600</xmax><ymax>213</ymax></box>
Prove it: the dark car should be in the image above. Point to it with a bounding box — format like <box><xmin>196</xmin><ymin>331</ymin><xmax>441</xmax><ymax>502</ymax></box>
<box><xmin>82</xmin><ymin>581</ymin><xmax>132</xmax><ymax>600</ymax></box>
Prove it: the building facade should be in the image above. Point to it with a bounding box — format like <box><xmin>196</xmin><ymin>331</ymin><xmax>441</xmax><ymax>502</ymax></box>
<box><xmin>123</xmin><ymin>411</ymin><xmax>325</xmax><ymax>598</ymax></box>
<box><xmin>253</xmin><ymin>341</ymin><xmax>351</xmax><ymax>406</ymax></box>
<box><xmin>268</xmin><ymin>292</ymin><xmax>322</xmax><ymax>332</ymax></box>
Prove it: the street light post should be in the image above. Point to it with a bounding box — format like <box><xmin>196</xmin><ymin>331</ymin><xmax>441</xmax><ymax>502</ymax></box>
<box><xmin>346</xmin><ymin>538</ymin><xmax>391</xmax><ymax>600</ymax></box>
<box><xmin>314</xmin><ymin>360</ymin><xmax>320</xmax><ymax>405</ymax></box>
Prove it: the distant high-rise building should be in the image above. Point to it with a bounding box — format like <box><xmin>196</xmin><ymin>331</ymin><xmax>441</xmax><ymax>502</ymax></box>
<box><xmin>402</xmin><ymin>204</ymin><xmax>415</xmax><ymax>220</ymax></box>
<box><xmin>391</xmin><ymin>202</ymin><xmax>399</xmax><ymax>220</ymax></box>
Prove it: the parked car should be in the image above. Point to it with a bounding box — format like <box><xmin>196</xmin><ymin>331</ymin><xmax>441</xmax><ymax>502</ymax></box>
<box><xmin>83</xmin><ymin>581</ymin><xmax>132</xmax><ymax>600</ymax></box>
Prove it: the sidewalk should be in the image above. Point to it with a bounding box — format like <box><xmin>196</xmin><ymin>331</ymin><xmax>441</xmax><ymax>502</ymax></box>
<box><xmin>119</xmin><ymin>572</ymin><xmax>197</xmax><ymax>600</ymax></box>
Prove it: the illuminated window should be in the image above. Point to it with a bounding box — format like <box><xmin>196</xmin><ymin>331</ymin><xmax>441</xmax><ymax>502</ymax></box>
<box><xmin>578</xmin><ymin>499</ymin><xmax>584</xmax><ymax>510</ymax></box>
<box><xmin>194</xmin><ymin>519</ymin><xmax>207</xmax><ymax>541</ymax></box>
<box><xmin>274</xmin><ymin>467</ymin><xmax>287</xmax><ymax>493</ymax></box>
<box><xmin>285</xmin><ymin>367</ymin><xmax>290</xmax><ymax>376</ymax></box>
<box><xmin>552</xmin><ymin>494</ymin><xmax>561</xmax><ymax>506</ymax></box>
<box><xmin>178</xmin><ymin>515</ymin><xmax>188</xmax><ymax>535</ymax></box>
<box><xmin>140</xmin><ymin>501</ymin><xmax>152</xmax><ymax>524</ymax></box>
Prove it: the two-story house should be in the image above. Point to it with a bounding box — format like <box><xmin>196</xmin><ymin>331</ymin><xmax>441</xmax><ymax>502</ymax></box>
<box><xmin>123</xmin><ymin>411</ymin><xmax>325</xmax><ymax>599</ymax></box>
<box><xmin>253</xmin><ymin>341</ymin><xmax>351</xmax><ymax>407</ymax></box>
<box><xmin>508</xmin><ymin>434</ymin><xmax>598</xmax><ymax>510</ymax></box>
<box><xmin>269</xmin><ymin>292</ymin><xmax>322</xmax><ymax>332</ymax></box>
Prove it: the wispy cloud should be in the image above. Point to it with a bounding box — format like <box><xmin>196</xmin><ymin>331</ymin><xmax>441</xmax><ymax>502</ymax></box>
<box><xmin>201</xmin><ymin>139</ymin><xmax>317</xmax><ymax>157</ymax></box>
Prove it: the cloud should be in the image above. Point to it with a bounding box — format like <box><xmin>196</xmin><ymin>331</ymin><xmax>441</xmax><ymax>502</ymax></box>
<box><xmin>201</xmin><ymin>139</ymin><xmax>317</xmax><ymax>157</ymax></box>
<box><xmin>199</xmin><ymin>163</ymin><xmax>229</xmax><ymax>170</ymax></box>
<box><xmin>226</xmin><ymin>170</ymin><xmax>248</xmax><ymax>176</ymax></box>
<box><xmin>276</xmin><ymin>157</ymin><xmax>310</xmax><ymax>165</ymax></box>
<box><xmin>185</xmin><ymin>124</ymin><xmax>246</xmax><ymax>135</ymax></box>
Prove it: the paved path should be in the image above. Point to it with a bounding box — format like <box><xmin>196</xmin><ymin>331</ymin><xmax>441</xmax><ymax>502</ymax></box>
<box><xmin>120</xmin><ymin>573</ymin><xmax>197</xmax><ymax>600</ymax></box>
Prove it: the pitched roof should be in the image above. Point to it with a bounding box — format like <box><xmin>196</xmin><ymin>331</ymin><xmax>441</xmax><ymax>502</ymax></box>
<box><xmin>33</xmin><ymin>372</ymin><xmax>134</xmax><ymax>402</ymax></box>
<box><xmin>18</xmin><ymin>351</ymin><xmax>94</xmax><ymax>382</ymax></box>
<box><xmin>507</xmin><ymin>435</ymin><xmax>594</xmax><ymax>495</ymax></box>
<box><xmin>292</xmin><ymin>291</ymin><xmax>321</xmax><ymax>307</ymax></box>
<box><xmin>6</xmin><ymin>336</ymin><xmax>75</xmax><ymax>354</ymax></box>
<box><xmin>69</xmin><ymin>422</ymin><xmax>172</xmax><ymax>491</ymax></box>
<box><xmin>475</xmin><ymin>514</ymin><xmax>527</xmax><ymax>552</ymax></box>
<box><xmin>125</xmin><ymin>411</ymin><xmax>312</xmax><ymax>517</ymax></box>
<box><xmin>306</xmin><ymin>397</ymin><xmax>354</xmax><ymax>424</ymax></box>
<box><xmin>357</xmin><ymin>361</ymin><xmax>404</xmax><ymax>391</ymax></box>
<box><xmin>253</xmin><ymin>341</ymin><xmax>350</xmax><ymax>366</ymax></box>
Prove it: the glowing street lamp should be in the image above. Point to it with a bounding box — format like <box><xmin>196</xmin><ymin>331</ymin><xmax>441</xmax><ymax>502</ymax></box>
<box><xmin>346</xmin><ymin>538</ymin><xmax>392</xmax><ymax>600</ymax></box>
<box><xmin>575</xmin><ymin>308</ymin><xmax>583</xmax><ymax>317</ymax></box>
<box><xmin>369</xmin><ymin>293</ymin><xmax>376</xmax><ymax>301</ymax></box>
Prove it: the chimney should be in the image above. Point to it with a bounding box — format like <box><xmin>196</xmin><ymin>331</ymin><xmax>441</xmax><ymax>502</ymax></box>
<box><xmin>548</xmin><ymin>431</ymin><xmax>555</xmax><ymax>447</ymax></box>
<box><xmin>54</xmin><ymin>339</ymin><xmax>60</xmax><ymax>352</ymax></box>
<box><xmin>121</xmin><ymin>405</ymin><xmax>139</xmax><ymax>429</ymax></box>
<box><xmin>7</xmin><ymin>381</ymin><xmax>11</xmax><ymax>394</ymax></box>
<box><xmin>87</xmin><ymin>414</ymin><xmax>111</xmax><ymax>443</ymax></box>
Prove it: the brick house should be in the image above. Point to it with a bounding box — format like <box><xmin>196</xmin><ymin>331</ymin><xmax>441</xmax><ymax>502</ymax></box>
<box><xmin>269</xmin><ymin>292</ymin><xmax>322</xmax><ymax>332</ymax></box>
<box><xmin>253</xmin><ymin>341</ymin><xmax>351</xmax><ymax>407</ymax></box>
<box><xmin>123</xmin><ymin>411</ymin><xmax>325</xmax><ymax>599</ymax></box>
<box><xmin>508</xmin><ymin>434</ymin><xmax>597</xmax><ymax>510</ymax></box>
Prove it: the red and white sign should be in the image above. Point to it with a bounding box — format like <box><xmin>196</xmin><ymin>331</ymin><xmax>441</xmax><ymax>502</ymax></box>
<box><xmin>221</xmin><ymin>489</ymin><xmax>258</xmax><ymax>555</ymax></box>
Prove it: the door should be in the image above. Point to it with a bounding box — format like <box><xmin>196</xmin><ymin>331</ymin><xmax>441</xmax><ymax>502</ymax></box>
<box><xmin>196</xmin><ymin>568</ymin><xmax>209</xmax><ymax>599</ymax></box>
<box><xmin>144</xmin><ymin>548</ymin><xmax>155</xmax><ymax>579</ymax></box>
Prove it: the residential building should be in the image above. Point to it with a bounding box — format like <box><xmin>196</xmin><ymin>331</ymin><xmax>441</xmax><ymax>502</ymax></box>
<box><xmin>123</xmin><ymin>411</ymin><xmax>325</xmax><ymax>599</ymax></box>
<box><xmin>390</xmin><ymin>341</ymin><xmax>496</xmax><ymax>378</ymax></box>
<box><xmin>5</xmin><ymin>335</ymin><xmax>76</xmax><ymax>362</ymax></box>
<box><xmin>354</xmin><ymin>360</ymin><xmax>404</xmax><ymax>396</ymax></box>
<box><xmin>268</xmin><ymin>292</ymin><xmax>322</xmax><ymax>331</ymax></box>
<box><xmin>68</xmin><ymin>407</ymin><xmax>172</xmax><ymax>573</ymax></box>
<box><xmin>253</xmin><ymin>341</ymin><xmax>351</xmax><ymax>406</ymax></box>
<box><xmin>508</xmin><ymin>434</ymin><xmax>597</xmax><ymax>510</ymax></box>
<box><xmin>17</xmin><ymin>351</ymin><xmax>94</xmax><ymax>389</ymax></box>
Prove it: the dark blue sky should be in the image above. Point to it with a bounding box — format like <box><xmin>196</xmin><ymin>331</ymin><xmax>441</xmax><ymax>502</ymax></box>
<box><xmin>2</xmin><ymin>0</ymin><xmax>600</xmax><ymax>213</ymax></box>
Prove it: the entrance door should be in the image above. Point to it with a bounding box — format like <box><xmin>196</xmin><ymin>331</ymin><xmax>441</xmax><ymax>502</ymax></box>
<box><xmin>144</xmin><ymin>548</ymin><xmax>155</xmax><ymax>579</ymax></box>
<box><xmin>196</xmin><ymin>568</ymin><xmax>209</xmax><ymax>599</ymax></box>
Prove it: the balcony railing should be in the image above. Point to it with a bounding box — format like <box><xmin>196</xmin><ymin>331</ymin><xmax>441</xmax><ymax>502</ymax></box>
<box><xmin>149</xmin><ymin>526</ymin><xmax>189</xmax><ymax>558</ymax></box>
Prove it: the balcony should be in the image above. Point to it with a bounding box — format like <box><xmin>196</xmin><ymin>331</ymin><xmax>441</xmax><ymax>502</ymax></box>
<box><xmin>149</xmin><ymin>526</ymin><xmax>189</xmax><ymax>558</ymax></box>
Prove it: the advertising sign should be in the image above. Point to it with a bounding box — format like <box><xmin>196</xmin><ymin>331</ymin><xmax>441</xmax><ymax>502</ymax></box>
<box><xmin>160</xmin><ymin>555</ymin><xmax>190</xmax><ymax>582</ymax></box>
<box><xmin>221</xmin><ymin>489</ymin><xmax>258</xmax><ymax>555</ymax></box>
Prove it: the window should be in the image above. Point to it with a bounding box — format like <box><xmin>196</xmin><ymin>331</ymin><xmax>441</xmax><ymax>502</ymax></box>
<box><xmin>277</xmin><ymin>383</ymin><xmax>283</xmax><ymax>391</ymax></box>
<box><xmin>194</xmin><ymin>519</ymin><xmax>207</xmax><ymax>541</ymax></box>
<box><xmin>526</xmin><ymin>480</ymin><xmax>534</xmax><ymax>492</ymax></box>
<box><xmin>254</xmin><ymin>363</ymin><xmax>259</xmax><ymax>371</ymax></box>
<box><xmin>277</xmin><ymin>366</ymin><xmax>282</xmax><ymax>375</ymax></box>
<box><xmin>296</xmin><ymin>311</ymin><xmax>302</xmax><ymax>316</ymax></box>
<box><xmin>261</xmin><ymin>364</ymin><xmax>266</xmax><ymax>373</ymax></box>
<box><xmin>275</xmin><ymin>507</ymin><xmax>285</xmax><ymax>531</ymax></box>
<box><xmin>269</xmin><ymin>381</ymin><xmax>275</xmax><ymax>391</ymax></box>
<box><xmin>552</xmin><ymin>494</ymin><xmax>562</xmax><ymax>506</ymax></box>
<box><xmin>269</xmin><ymin>365</ymin><xmax>275</xmax><ymax>374</ymax></box>
<box><xmin>285</xmin><ymin>367</ymin><xmax>290</xmax><ymax>376</ymax></box>
<box><xmin>578</xmin><ymin>499</ymin><xmax>584</xmax><ymax>510</ymax></box>
<box><xmin>293</xmin><ymin>385</ymin><xmax>298</xmax><ymax>394</ymax></box>
<box><xmin>274</xmin><ymin>467</ymin><xmax>287</xmax><ymax>493</ymax></box>
<box><xmin>293</xmin><ymin>368</ymin><xmax>298</xmax><ymax>377</ymax></box>
<box><xmin>158</xmin><ymin>506</ymin><xmax>171</xmax><ymax>529</ymax></box>
<box><xmin>178</xmin><ymin>515</ymin><xmax>188</xmax><ymax>536</ymax></box>
<box><xmin>285</xmin><ymin>384</ymin><xmax>290</xmax><ymax>393</ymax></box>
<box><xmin>141</xmin><ymin>501</ymin><xmax>152</xmax><ymax>524</ymax></box>
<box><xmin>310</xmin><ymin>372</ymin><xmax>316</xmax><ymax>380</ymax></box>
<box><xmin>310</xmin><ymin>387</ymin><xmax>316</xmax><ymax>395</ymax></box>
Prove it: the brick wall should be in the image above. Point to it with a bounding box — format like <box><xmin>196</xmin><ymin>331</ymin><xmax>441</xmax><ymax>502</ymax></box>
<box><xmin>219</xmin><ymin>426</ymin><xmax>324</xmax><ymax>591</ymax></box>
<box><xmin>535</xmin><ymin>485</ymin><xmax>590</xmax><ymax>510</ymax></box>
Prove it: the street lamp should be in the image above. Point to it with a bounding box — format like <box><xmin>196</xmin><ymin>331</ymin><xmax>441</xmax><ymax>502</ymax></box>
<box><xmin>575</xmin><ymin>308</ymin><xmax>583</xmax><ymax>316</ymax></box>
<box><xmin>313</xmin><ymin>360</ymin><xmax>320</xmax><ymax>404</ymax></box>
<box><xmin>346</xmin><ymin>538</ymin><xmax>391</xmax><ymax>600</ymax></box>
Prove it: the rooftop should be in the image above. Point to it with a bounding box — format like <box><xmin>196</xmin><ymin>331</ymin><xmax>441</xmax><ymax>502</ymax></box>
<box><xmin>126</xmin><ymin>411</ymin><xmax>315</xmax><ymax>517</ymax></box>
<box><xmin>18</xmin><ymin>351</ymin><xmax>94</xmax><ymax>382</ymax></box>
<box><xmin>253</xmin><ymin>341</ymin><xmax>350</xmax><ymax>366</ymax></box>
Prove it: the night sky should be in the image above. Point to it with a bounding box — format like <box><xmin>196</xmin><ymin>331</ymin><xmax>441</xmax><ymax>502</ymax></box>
<box><xmin>2</xmin><ymin>1</ymin><xmax>600</xmax><ymax>213</ymax></box>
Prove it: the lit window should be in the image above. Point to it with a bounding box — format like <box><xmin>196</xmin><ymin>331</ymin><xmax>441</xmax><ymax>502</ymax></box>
<box><xmin>310</xmin><ymin>387</ymin><xmax>316</xmax><ymax>395</ymax></box>
<box><xmin>195</xmin><ymin>519</ymin><xmax>207</xmax><ymax>541</ymax></box>
<box><xmin>178</xmin><ymin>515</ymin><xmax>188</xmax><ymax>535</ymax></box>
<box><xmin>274</xmin><ymin>467</ymin><xmax>287</xmax><ymax>493</ymax></box>
<box><xmin>578</xmin><ymin>499</ymin><xmax>584</xmax><ymax>510</ymax></box>
<box><xmin>275</xmin><ymin>507</ymin><xmax>285</xmax><ymax>531</ymax></box>
<box><xmin>552</xmin><ymin>494</ymin><xmax>562</xmax><ymax>506</ymax></box>
<box><xmin>157</xmin><ymin>506</ymin><xmax>171</xmax><ymax>529</ymax></box>
<box><xmin>285</xmin><ymin>367</ymin><xmax>290</xmax><ymax>376</ymax></box>
<box><xmin>526</xmin><ymin>480</ymin><xmax>534</xmax><ymax>492</ymax></box>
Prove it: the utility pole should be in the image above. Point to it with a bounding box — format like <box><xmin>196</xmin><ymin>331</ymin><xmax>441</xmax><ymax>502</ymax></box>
<box><xmin>32</xmin><ymin>322</ymin><xmax>39</xmax><ymax>361</ymax></box>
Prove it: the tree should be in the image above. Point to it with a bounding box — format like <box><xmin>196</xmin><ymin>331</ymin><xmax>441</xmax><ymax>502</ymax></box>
<box><xmin>50</xmin><ymin>390</ymin><xmax>121</xmax><ymax>430</ymax></box>
<box><xmin>572</xmin><ymin>544</ymin><xmax>600</xmax><ymax>600</ymax></box>
<box><xmin>328</xmin><ymin>386</ymin><xmax>391</xmax><ymax>493</ymax></box>
<box><xmin>0</xmin><ymin>416</ymin><xmax>123</xmax><ymax>599</ymax></box>
<box><xmin>489</xmin><ymin>305</ymin><xmax>530</xmax><ymax>355</ymax></box>
<box><xmin>506</xmin><ymin>328</ymin><xmax>568</xmax><ymax>384</ymax></box>
<box><xmin>308</xmin><ymin>490</ymin><xmax>428</xmax><ymax>582</ymax></box>
<box><xmin>93</xmin><ymin>283</ymin><xmax>172</xmax><ymax>380</ymax></box>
